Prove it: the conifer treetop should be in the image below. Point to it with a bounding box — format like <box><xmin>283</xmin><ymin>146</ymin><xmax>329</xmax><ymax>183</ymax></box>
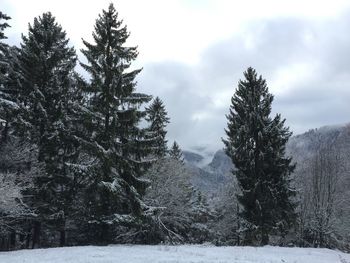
<box><xmin>81</xmin><ymin>3</ymin><xmax>139</xmax><ymax>80</ymax></box>
<box><xmin>146</xmin><ymin>96</ymin><xmax>170</xmax><ymax>135</ymax></box>
<box><xmin>0</xmin><ymin>11</ymin><xmax>10</xmax><ymax>40</ymax></box>
<box><xmin>169</xmin><ymin>141</ymin><xmax>184</xmax><ymax>163</ymax></box>
<box><xmin>20</xmin><ymin>12</ymin><xmax>76</xmax><ymax>85</ymax></box>
<box><xmin>145</xmin><ymin>96</ymin><xmax>170</xmax><ymax>157</ymax></box>
<box><xmin>223</xmin><ymin>67</ymin><xmax>296</xmax><ymax>245</ymax></box>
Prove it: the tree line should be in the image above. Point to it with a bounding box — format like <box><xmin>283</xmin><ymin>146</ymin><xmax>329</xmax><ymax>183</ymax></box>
<box><xmin>0</xmin><ymin>4</ymin><xmax>193</xmax><ymax>249</ymax></box>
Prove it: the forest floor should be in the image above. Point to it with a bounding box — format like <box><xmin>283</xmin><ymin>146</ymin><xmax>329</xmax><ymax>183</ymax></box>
<box><xmin>0</xmin><ymin>244</ymin><xmax>349</xmax><ymax>263</ymax></box>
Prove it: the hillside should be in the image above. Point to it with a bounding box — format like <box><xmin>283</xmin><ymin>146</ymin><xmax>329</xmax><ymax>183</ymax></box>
<box><xmin>184</xmin><ymin>149</ymin><xmax>233</xmax><ymax>197</ymax></box>
<box><xmin>286</xmin><ymin>123</ymin><xmax>350</xmax><ymax>162</ymax></box>
<box><xmin>183</xmin><ymin>123</ymin><xmax>350</xmax><ymax>249</ymax></box>
<box><xmin>184</xmin><ymin>123</ymin><xmax>350</xmax><ymax>196</ymax></box>
<box><xmin>0</xmin><ymin>245</ymin><xmax>349</xmax><ymax>263</ymax></box>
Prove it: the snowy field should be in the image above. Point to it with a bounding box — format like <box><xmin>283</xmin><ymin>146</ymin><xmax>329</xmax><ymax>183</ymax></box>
<box><xmin>0</xmin><ymin>245</ymin><xmax>350</xmax><ymax>263</ymax></box>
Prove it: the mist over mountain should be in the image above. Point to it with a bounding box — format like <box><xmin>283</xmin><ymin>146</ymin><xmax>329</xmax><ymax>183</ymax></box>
<box><xmin>182</xmin><ymin>151</ymin><xmax>205</xmax><ymax>167</ymax></box>
<box><xmin>287</xmin><ymin>123</ymin><xmax>350</xmax><ymax>163</ymax></box>
<box><xmin>184</xmin><ymin>149</ymin><xmax>233</xmax><ymax>198</ymax></box>
<box><xmin>184</xmin><ymin>122</ymin><xmax>350</xmax><ymax>199</ymax></box>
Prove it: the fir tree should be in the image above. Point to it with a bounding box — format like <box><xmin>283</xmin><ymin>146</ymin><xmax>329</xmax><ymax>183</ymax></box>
<box><xmin>145</xmin><ymin>96</ymin><xmax>170</xmax><ymax>158</ymax></box>
<box><xmin>0</xmin><ymin>44</ymin><xmax>21</xmax><ymax>140</ymax></box>
<box><xmin>0</xmin><ymin>11</ymin><xmax>15</xmax><ymax>142</ymax></box>
<box><xmin>188</xmin><ymin>190</ymin><xmax>216</xmax><ymax>243</ymax></box>
<box><xmin>169</xmin><ymin>141</ymin><xmax>184</xmax><ymax>163</ymax></box>
<box><xmin>18</xmin><ymin>12</ymin><xmax>83</xmax><ymax>247</ymax></box>
<box><xmin>223</xmin><ymin>67</ymin><xmax>296</xmax><ymax>245</ymax></box>
<box><xmin>0</xmin><ymin>11</ymin><xmax>9</xmax><ymax>140</ymax></box>
<box><xmin>80</xmin><ymin>3</ymin><xmax>155</xmax><ymax>243</ymax></box>
<box><xmin>0</xmin><ymin>11</ymin><xmax>10</xmax><ymax>41</ymax></box>
<box><xmin>0</xmin><ymin>11</ymin><xmax>10</xmax><ymax>72</ymax></box>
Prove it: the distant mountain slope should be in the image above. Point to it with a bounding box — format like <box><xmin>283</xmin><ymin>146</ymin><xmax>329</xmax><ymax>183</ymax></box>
<box><xmin>183</xmin><ymin>122</ymin><xmax>350</xmax><ymax>200</ymax></box>
<box><xmin>183</xmin><ymin>151</ymin><xmax>204</xmax><ymax>166</ymax></box>
<box><xmin>184</xmin><ymin>149</ymin><xmax>233</xmax><ymax>197</ymax></box>
<box><xmin>205</xmin><ymin>149</ymin><xmax>233</xmax><ymax>175</ymax></box>
<box><xmin>287</xmin><ymin>123</ymin><xmax>350</xmax><ymax>162</ymax></box>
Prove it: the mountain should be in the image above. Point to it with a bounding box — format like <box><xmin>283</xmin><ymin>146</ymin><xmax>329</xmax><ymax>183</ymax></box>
<box><xmin>205</xmin><ymin>149</ymin><xmax>233</xmax><ymax>175</ymax></box>
<box><xmin>182</xmin><ymin>122</ymin><xmax>350</xmax><ymax>247</ymax></box>
<box><xmin>183</xmin><ymin>151</ymin><xmax>204</xmax><ymax>166</ymax></box>
<box><xmin>184</xmin><ymin>122</ymin><xmax>350</xmax><ymax>200</ymax></box>
<box><xmin>183</xmin><ymin>149</ymin><xmax>234</xmax><ymax>198</ymax></box>
<box><xmin>286</xmin><ymin>123</ymin><xmax>350</xmax><ymax>163</ymax></box>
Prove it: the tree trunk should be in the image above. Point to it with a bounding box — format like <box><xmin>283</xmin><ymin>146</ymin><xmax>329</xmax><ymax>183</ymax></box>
<box><xmin>32</xmin><ymin>221</ymin><xmax>41</xmax><ymax>249</ymax></box>
<box><xmin>10</xmin><ymin>231</ymin><xmax>16</xmax><ymax>250</ymax></box>
<box><xmin>236</xmin><ymin>203</ymin><xmax>240</xmax><ymax>245</ymax></box>
<box><xmin>100</xmin><ymin>223</ymin><xmax>110</xmax><ymax>245</ymax></box>
<box><xmin>26</xmin><ymin>231</ymin><xmax>31</xmax><ymax>249</ymax></box>
<box><xmin>261</xmin><ymin>228</ymin><xmax>269</xmax><ymax>245</ymax></box>
<box><xmin>244</xmin><ymin>229</ymin><xmax>253</xmax><ymax>245</ymax></box>
<box><xmin>59</xmin><ymin>229</ymin><xmax>66</xmax><ymax>247</ymax></box>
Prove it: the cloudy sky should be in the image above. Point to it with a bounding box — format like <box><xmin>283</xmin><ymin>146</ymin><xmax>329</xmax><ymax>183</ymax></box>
<box><xmin>2</xmin><ymin>0</ymin><xmax>350</xmax><ymax>154</ymax></box>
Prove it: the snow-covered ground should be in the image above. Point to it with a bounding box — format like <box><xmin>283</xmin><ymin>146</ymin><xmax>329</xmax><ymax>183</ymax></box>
<box><xmin>0</xmin><ymin>245</ymin><xmax>349</xmax><ymax>263</ymax></box>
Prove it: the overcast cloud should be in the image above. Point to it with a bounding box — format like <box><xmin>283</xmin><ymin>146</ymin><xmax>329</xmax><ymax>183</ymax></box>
<box><xmin>2</xmin><ymin>0</ymin><xmax>350</xmax><ymax>154</ymax></box>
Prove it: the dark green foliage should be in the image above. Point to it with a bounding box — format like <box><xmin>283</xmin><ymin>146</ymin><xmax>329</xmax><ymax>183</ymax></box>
<box><xmin>17</xmin><ymin>12</ymin><xmax>83</xmax><ymax>247</ymax></box>
<box><xmin>0</xmin><ymin>11</ymin><xmax>10</xmax><ymax>40</ymax></box>
<box><xmin>79</xmin><ymin>3</ymin><xmax>155</xmax><ymax>244</ymax></box>
<box><xmin>0</xmin><ymin>11</ymin><xmax>11</xmax><ymax>141</ymax></box>
<box><xmin>0</xmin><ymin>12</ymin><xmax>23</xmax><ymax>135</ymax></box>
<box><xmin>146</xmin><ymin>96</ymin><xmax>170</xmax><ymax>158</ymax></box>
<box><xmin>169</xmin><ymin>141</ymin><xmax>184</xmax><ymax>163</ymax></box>
<box><xmin>0</xmin><ymin>11</ymin><xmax>10</xmax><ymax>77</ymax></box>
<box><xmin>0</xmin><ymin>7</ymin><xmax>305</xmax><ymax>250</ymax></box>
<box><xmin>223</xmin><ymin>67</ymin><xmax>297</xmax><ymax>245</ymax></box>
<box><xmin>0</xmin><ymin>13</ymin><xmax>25</xmax><ymax>147</ymax></box>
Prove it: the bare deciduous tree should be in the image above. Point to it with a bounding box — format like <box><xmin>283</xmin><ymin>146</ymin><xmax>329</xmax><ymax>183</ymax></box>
<box><xmin>296</xmin><ymin>141</ymin><xmax>344</xmax><ymax>248</ymax></box>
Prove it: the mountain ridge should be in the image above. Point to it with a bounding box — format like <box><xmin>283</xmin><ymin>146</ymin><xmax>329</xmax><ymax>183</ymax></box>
<box><xmin>183</xmin><ymin>122</ymin><xmax>350</xmax><ymax>197</ymax></box>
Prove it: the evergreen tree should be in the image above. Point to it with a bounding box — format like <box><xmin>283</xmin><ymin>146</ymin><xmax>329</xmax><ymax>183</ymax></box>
<box><xmin>145</xmin><ymin>96</ymin><xmax>170</xmax><ymax>158</ymax></box>
<box><xmin>0</xmin><ymin>13</ymin><xmax>41</xmax><ymax>250</ymax></box>
<box><xmin>0</xmin><ymin>11</ymin><xmax>9</xmax><ymax>138</ymax></box>
<box><xmin>18</xmin><ymin>12</ymin><xmax>83</xmax><ymax>247</ymax></box>
<box><xmin>188</xmin><ymin>190</ymin><xmax>216</xmax><ymax>243</ymax></box>
<box><xmin>169</xmin><ymin>141</ymin><xmax>184</xmax><ymax>163</ymax></box>
<box><xmin>0</xmin><ymin>11</ymin><xmax>15</xmax><ymax>142</ymax></box>
<box><xmin>0</xmin><ymin>44</ymin><xmax>22</xmax><ymax>144</ymax></box>
<box><xmin>223</xmin><ymin>67</ymin><xmax>296</xmax><ymax>245</ymax></box>
<box><xmin>0</xmin><ymin>11</ymin><xmax>10</xmax><ymax>41</ymax></box>
<box><xmin>80</xmin><ymin>3</ymin><xmax>155</xmax><ymax>243</ymax></box>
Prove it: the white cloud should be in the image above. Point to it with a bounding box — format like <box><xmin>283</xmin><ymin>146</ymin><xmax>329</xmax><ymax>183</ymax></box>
<box><xmin>2</xmin><ymin>0</ymin><xmax>350</xmax><ymax>152</ymax></box>
<box><xmin>4</xmin><ymin>0</ymin><xmax>350</xmax><ymax>64</ymax></box>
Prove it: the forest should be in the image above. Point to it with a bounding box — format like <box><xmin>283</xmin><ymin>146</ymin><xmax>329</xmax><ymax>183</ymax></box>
<box><xmin>0</xmin><ymin>3</ymin><xmax>349</xmax><ymax>253</ymax></box>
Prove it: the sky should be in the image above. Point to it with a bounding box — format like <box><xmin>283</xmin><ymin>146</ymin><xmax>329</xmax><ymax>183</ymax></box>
<box><xmin>2</xmin><ymin>0</ymin><xmax>350</xmax><ymax>154</ymax></box>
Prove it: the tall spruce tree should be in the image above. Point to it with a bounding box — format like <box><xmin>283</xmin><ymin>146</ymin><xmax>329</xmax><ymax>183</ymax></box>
<box><xmin>18</xmin><ymin>12</ymin><xmax>83</xmax><ymax>247</ymax></box>
<box><xmin>0</xmin><ymin>13</ymin><xmax>42</xmax><ymax>250</ymax></box>
<box><xmin>0</xmin><ymin>11</ymin><xmax>10</xmax><ymax>76</ymax></box>
<box><xmin>145</xmin><ymin>96</ymin><xmax>170</xmax><ymax>158</ymax></box>
<box><xmin>169</xmin><ymin>141</ymin><xmax>184</xmax><ymax>163</ymax></box>
<box><xmin>0</xmin><ymin>11</ymin><xmax>10</xmax><ymax>41</ymax></box>
<box><xmin>223</xmin><ymin>67</ymin><xmax>296</xmax><ymax>245</ymax></box>
<box><xmin>80</xmin><ymin>3</ymin><xmax>155</xmax><ymax>243</ymax></box>
<box><xmin>0</xmin><ymin>44</ymin><xmax>22</xmax><ymax>144</ymax></box>
<box><xmin>0</xmin><ymin>11</ymin><xmax>10</xmax><ymax>138</ymax></box>
<box><xmin>0</xmin><ymin>11</ymin><xmax>16</xmax><ymax>142</ymax></box>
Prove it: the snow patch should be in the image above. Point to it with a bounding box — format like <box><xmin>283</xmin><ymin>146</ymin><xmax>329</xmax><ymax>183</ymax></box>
<box><xmin>0</xmin><ymin>245</ymin><xmax>349</xmax><ymax>263</ymax></box>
